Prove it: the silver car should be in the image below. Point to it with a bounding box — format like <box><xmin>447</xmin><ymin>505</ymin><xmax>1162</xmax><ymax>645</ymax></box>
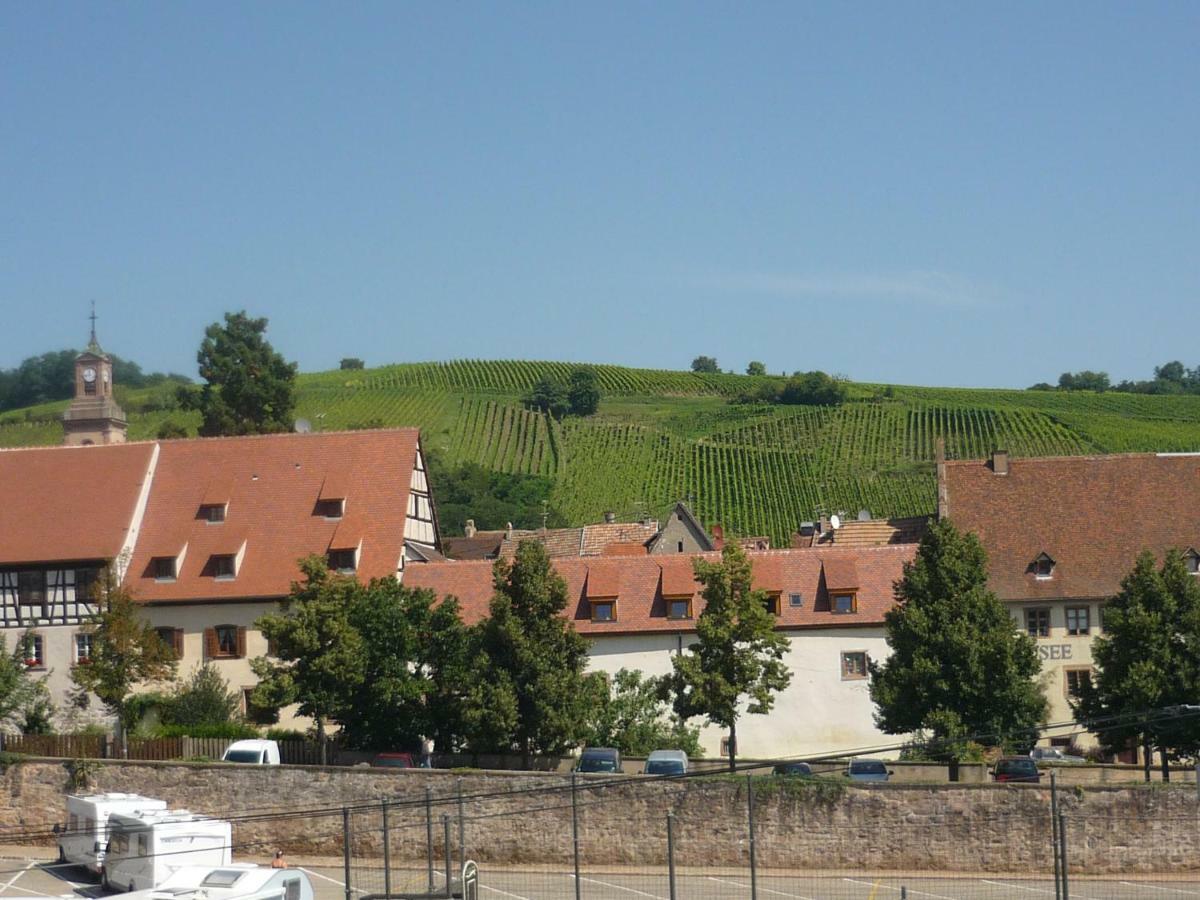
<box><xmin>844</xmin><ymin>759</ymin><xmax>894</xmax><ymax>782</ymax></box>
<box><xmin>1029</xmin><ymin>747</ymin><xmax>1086</xmax><ymax>764</ymax></box>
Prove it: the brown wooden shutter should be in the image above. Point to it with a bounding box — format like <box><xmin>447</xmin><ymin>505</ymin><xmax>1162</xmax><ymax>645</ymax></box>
<box><xmin>236</xmin><ymin>626</ymin><xmax>247</xmax><ymax>659</ymax></box>
<box><xmin>172</xmin><ymin>628</ymin><xmax>184</xmax><ymax>656</ymax></box>
<box><xmin>203</xmin><ymin>627</ymin><xmax>217</xmax><ymax>660</ymax></box>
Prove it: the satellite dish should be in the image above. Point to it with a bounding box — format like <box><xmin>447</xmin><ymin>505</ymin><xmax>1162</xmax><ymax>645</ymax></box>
<box><xmin>294</xmin><ymin>419</ymin><xmax>312</xmax><ymax>434</ymax></box>
<box><xmin>857</xmin><ymin>508</ymin><xmax>871</xmax><ymax>521</ymax></box>
<box><xmin>830</xmin><ymin>514</ymin><xmax>841</xmax><ymax>531</ymax></box>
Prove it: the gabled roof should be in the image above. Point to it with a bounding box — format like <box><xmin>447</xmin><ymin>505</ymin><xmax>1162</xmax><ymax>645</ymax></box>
<box><xmin>127</xmin><ymin>430</ymin><xmax>421</xmax><ymax>602</ymax></box>
<box><xmin>647</xmin><ymin>502</ymin><xmax>716</xmax><ymax>553</ymax></box>
<box><xmin>0</xmin><ymin>443</ymin><xmax>155</xmax><ymax>566</ymax></box>
<box><xmin>944</xmin><ymin>452</ymin><xmax>1200</xmax><ymax>601</ymax></box>
<box><xmin>794</xmin><ymin>516</ymin><xmax>930</xmax><ymax>548</ymax></box>
<box><xmin>497</xmin><ymin>522</ymin><xmax>659</xmax><ymax>559</ymax></box>
<box><xmin>403</xmin><ymin>545</ymin><xmax>914</xmax><ymax>635</ymax></box>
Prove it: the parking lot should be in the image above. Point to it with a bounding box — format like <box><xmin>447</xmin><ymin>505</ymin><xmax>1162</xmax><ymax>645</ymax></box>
<box><xmin>4</xmin><ymin>848</ymin><xmax>1200</xmax><ymax>900</ymax></box>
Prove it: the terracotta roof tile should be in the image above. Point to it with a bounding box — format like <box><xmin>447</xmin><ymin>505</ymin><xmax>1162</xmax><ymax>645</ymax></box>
<box><xmin>498</xmin><ymin>522</ymin><xmax>658</xmax><ymax>558</ymax></box>
<box><xmin>821</xmin><ymin>558</ymin><xmax>859</xmax><ymax>592</ymax></box>
<box><xmin>660</xmin><ymin>563</ymin><xmax>699</xmax><ymax>597</ymax></box>
<box><xmin>945</xmin><ymin>453</ymin><xmax>1200</xmax><ymax>601</ymax></box>
<box><xmin>585</xmin><ymin>565</ymin><xmax>622</xmax><ymax>598</ymax></box>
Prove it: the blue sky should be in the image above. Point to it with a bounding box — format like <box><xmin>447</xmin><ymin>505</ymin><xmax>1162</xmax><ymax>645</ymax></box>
<box><xmin>2</xmin><ymin>3</ymin><xmax>1196</xmax><ymax>387</ymax></box>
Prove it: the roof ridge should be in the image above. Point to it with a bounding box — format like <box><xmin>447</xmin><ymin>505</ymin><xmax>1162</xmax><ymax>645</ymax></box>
<box><xmin>944</xmin><ymin>451</ymin><xmax>1164</xmax><ymax>466</ymax></box>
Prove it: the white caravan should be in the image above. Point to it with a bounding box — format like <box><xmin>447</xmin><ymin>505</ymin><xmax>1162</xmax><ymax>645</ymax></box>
<box><xmin>116</xmin><ymin>865</ymin><xmax>314</xmax><ymax>900</ymax></box>
<box><xmin>57</xmin><ymin>793</ymin><xmax>168</xmax><ymax>875</ymax></box>
<box><xmin>103</xmin><ymin>809</ymin><xmax>232</xmax><ymax>892</ymax></box>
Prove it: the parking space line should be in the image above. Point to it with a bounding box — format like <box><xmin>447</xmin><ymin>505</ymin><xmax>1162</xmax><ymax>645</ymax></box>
<box><xmin>0</xmin><ymin>862</ymin><xmax>36</xmax><ymax>896</ymax></box>
<box><xmin>982</xmin><ymin>880</ymin><xmax>1099</xmax><ymax>900</ymax></box>
<box><xmin>844</xmin><ymin>877</ymin><xmax>962</xmax><ymax>900</ymax></box>
<box><xmin>480</xmin><ymin>885</ymin><xmax>533</xmax><ymax>900</ymax></box>
<box><xmin>298</xmin><ymin>868</ymin><xmax>347</xmax><ymax>889</ymax></box>
<box><xmin>572</xmin><ymin>874</ymin><xmax>667</xmax><ymax>900</ymax></box>
<box><xmin>708</xmin><ymin>875</ymin><xmax>818</xmax><ymax>900</ymax></box>
<box><xmin>1121</xmin><ymin>883</ymin><xmax>1200</xmax><ymax>896</ymax></box>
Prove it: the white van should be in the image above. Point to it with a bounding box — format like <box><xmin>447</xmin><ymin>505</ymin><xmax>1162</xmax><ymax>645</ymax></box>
<box><xmin>103</xmin><ymin>809</ymin><xmax>232</xmax><ymax>892</ymax></box>
<box><xmin>221</xmin><ymin>739</ymin><xmax>281</xmax><ymax>765</ymax></box>
<box><xmin>57</xmin><ymin>793</ymin><xmax>168</xmax><ymax>875</ymax></box>
<box><xmin>117</xmin><ymin>865</ymin><xmax>314</xmax><ymax>900</ymax></box>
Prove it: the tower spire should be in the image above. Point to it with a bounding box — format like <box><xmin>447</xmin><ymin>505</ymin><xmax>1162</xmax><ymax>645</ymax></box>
<box><xmin>87</xmin><ymin>301</ymin><xmax>101</xmax><ymax>352</ymax></box>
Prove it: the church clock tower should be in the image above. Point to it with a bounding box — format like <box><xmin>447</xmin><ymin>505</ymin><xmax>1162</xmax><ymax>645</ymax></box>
<box><xmin>62</xmin><ymin>309</ymin><xmax>127</xmax><ymax>446</ymax></box>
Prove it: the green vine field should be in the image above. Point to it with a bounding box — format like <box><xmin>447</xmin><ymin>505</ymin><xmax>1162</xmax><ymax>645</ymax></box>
<box><xmin>3</xmin><ymin>359</ymin><xmax>1200</xmax><ymax>545</ymax></box>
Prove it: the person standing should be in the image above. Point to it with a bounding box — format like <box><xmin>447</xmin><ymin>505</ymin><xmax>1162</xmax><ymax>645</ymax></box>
<box><xmin>420</xmin><ymin>735</ymin><xmax>434</xmax><ymax>768</ymax></box>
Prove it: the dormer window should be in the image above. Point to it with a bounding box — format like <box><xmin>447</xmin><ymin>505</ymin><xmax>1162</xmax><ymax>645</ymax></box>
<box><xmin>1186</xmin><ymin>549</ymin><xmax>1200</xmax><ymax>576</ymax></box>
<box><xmin>199</xmin><ymin>503</ymin><xmax>226</xmax><ymax>524</ymax></box>
<box><xmin>590</xmin><ymin>599</ymin><xmax>616</xmax><ymax>622</ymax></box>
<box><xmin>328</xmin><ymin>548</ymin><xmax>357</xmax><ymax>574</ymax></box>
<box><xmin>832</xmin><ymin>593</ymin><xmax>857</xmax><ymax>614</ymax></box>
<box><xmin>666</xmin><ymin>597</ymin><xmax>692</xmax><ymax>620</ymax></box>
<box><xmin>315</xmin><ymin>499</ymin><xmax>344</xmax><ymax>520</ymax></box>
<box><xmin>152</xmin><ymin>557</ymin><xmax>177</xmax><ymax>581</ymax></box>
<box><xmin>1033</xmin><ymin>553</ymin><xmax>1055</xmax><ymax>580</ymax></box>
<box><xmin>210</xmin><ymin>555</ymin><xmax>236</xmax><ymax>580</ymax></box>
<box><xmin>762</xmin><ymin>593</ymin><xmax>781</xmax><ymax>616</ymax></box>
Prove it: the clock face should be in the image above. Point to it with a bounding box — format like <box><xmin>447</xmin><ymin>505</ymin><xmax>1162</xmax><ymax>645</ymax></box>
<box><xmin>82</xmin><ymin>367</ymin><xmax>97</xmax><ymax>383</ymax></box>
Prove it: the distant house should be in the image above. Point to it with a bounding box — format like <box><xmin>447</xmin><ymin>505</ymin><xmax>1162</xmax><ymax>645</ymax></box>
<box><xmin>792</xmin><ymin>515</ymin><xmax>929</xmax><ymax>548</ymax></box>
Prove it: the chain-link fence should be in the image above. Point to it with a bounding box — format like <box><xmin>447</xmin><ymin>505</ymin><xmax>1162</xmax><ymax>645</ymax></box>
<box><xmin>335</xmin><ymin>771</ymin><xmax>1200</xmax><ymax>900</ymax></box>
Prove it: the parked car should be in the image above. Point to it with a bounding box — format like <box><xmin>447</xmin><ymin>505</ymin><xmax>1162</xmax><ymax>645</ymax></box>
<box><xmin>643</xmin><ymin>750</ymin><xmax>688</xmax><ymax>776</ymax></box>
<box><xmin>1030</xmin><ymin>747</ymin><xmax>1086</xmax><ymax>764</ymax></box>
<box><xmin>992</xmin><ymin>757</ymin><xmax>1042</xmax><ymax>783</ymax></box>
<box><xmin>576</xmin><ymin>747</ymin><xmax>621</xmax><ymax>773</ymax></box>
<box><xmin>773</xmin><ymin>762</ymin><xmax>814</xmax><ymax>777</ymax></box>
<box><xmin>372</xmin><ymin>752</ymin><xmax>416</xmax><ymax>769</ymax></box>
<box><xmin>221</xmin><ymin>739</ymin><xmax>280</xmax><ymax>765</ymax></box>
<box><xmin>844</xmin><ymin>759</ymin><xmax>893</xmax><ymax>783</ymax></box>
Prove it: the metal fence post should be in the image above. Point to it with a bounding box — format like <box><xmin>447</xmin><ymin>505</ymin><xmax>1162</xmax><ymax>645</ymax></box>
<box><xmin>1050</xmin><ymin>771</ymin><xmax>1061</xmax><ymax>900</ymax></box>
<box><xmin>747</xmin><ymin>774</ymin><xmax>758</xmax><ymax>900</ymax></box>
<box><xmin>381</xmin><ymin>798</ymin><xmax>391</xmax><ymax>900</ymax></box>
<box><xmin>426</xmin><ymin>786</ymin><xmax>435</xmax><ymax>893</ymax></box>
<box><xmin>571</xmin><ymin>773</ymin><xmax>582</xmax><ymax>900</ymax></box>
<box><xmin>1058</xmin><ymin>813</ymin><xmax>1070</xmax><ymax>900</ymax></box>
<box><xmin>457</xmin><ymin>778</ymin><xmax>466</xmax><ymax>879</ymax></box>
<box><xmin>666</xmin><ymin>811</ymin><xmax>677</xmax><ymax>900</ymax></box>
<box><xmin>342</xmin><ymin>807</ymin><xmax>352</xmax><ymax>900</ymax></box>
<box><xmin>443</xmin><ymin>815</ymin><xmax>453</xmax><ymax>899</ymax></box>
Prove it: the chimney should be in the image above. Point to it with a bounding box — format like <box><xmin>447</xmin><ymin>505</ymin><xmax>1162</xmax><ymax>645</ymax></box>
<box><xmin>604</xmin><ymin>511</ymin><xmax>616</xmax><ymax>524</ymax></box>
<box><xmin>505</xmin><ymin>521</ymin><xmax>513</xmax><ymax>540</ymax></box>
<box><xmin>935</xmin><ymin>437</ymin><xmax>949</xmax><ymax>520</ymax></box>
<box><xmin>818</xmin><ymin>515</ymin><xmax>831</xmax><ymax>536</ymax></box>
<box><xmin>464</xmin><ymin>519</ymin><xmax>477</xmax><ymax>538</ymax></box>
<box><xmin>711</xmin><ymin>524</ymin><xmax>725</xmax><ymax>550</ymax></box>
<box><xmin>991</xmin><ymin>449</ymin><xmax>1010</xmax><ymax>476</ymax></box>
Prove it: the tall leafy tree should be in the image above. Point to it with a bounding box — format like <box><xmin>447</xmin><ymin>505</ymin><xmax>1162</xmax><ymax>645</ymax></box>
<box><xmin>70</xmin><ymin>571</ymin><xmax>178</xmax><ymax>732</ymax></box>
<box><xmin>0</xmin><ymin>634</ymin><xmax>55</xmax><ymax>734</ymax></box>
<box><xmin>1074</xmin><ymin>550</ymin><xmax>1200</xmax><ymax>780</ymax></box>
<box><xmin>341</xmin><ymin>579</ymin><xmax>474</xmax><ymax>752</ymax></box>
<box><xmin>251</xmin><ymin>557</ymin><xmax>365</xmax><ymax>763</ymax></box>
<box><xmin>690</xmin><ymin>356</ymin><xmax>719</xmax><ymax>374</ymax></box>
<box><xmin>468</xmin><ymin>541</ymin><xmax>595</xmax><ymax>761</ymax></box>
<box><xmin>567</xmin><ymin>368</ymin><xmax>601</xmax><ymax>416</ymax></box>
<box><xmin>179</xmin><ymin>311</ymin><xmax>298</xmax><ymax>436</ymax></box>
<box><xmin>745</xmin><ymin>361</ymin><xmax>767</xmax><ymax>376</ymax></box>
<box><xmin>659</xmin><ymin>543</ymin><xmax>791</xmax><ymax>771</ymax></box>
<box><xmin>870</xmin><ymin>520</ymin><xmax>1047</xmax><ymax>761</ymax></box>
<box><xmin>166</xmin><ymin>664</ymin><xmax>243</xmax><ymax>728</ymax></box>
<box><xmin>585</xmin><ymin>668</ymin><xmax>701</xmax><ymax>757</ymax></box>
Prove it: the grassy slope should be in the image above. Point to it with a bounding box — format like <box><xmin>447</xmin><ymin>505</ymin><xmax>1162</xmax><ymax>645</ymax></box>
<box><xmin>4</xmin><ymin>360</ymin><xmax>1200</xmax><ymax>545</ymax></box>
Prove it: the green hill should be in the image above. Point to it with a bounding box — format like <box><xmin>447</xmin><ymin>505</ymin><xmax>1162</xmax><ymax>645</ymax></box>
<box><xmin>5</xmin><ymin>359</ymin><xmax>1200</xmax><ymax>545</ymax></box>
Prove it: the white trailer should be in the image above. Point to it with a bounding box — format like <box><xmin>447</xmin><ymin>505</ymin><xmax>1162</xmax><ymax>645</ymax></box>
<box><xmin>116</xmin><ymin>865</ymin><xmax>314</xmax><ymax>900</ymax></box>
<box><xmin>57</xmin><ymin>793</ymin><xmax>168</xmax><ymax>875</ymax></box>
<box><xmin>103</xmin><ymin>809</ymin><xmax>232</xmax><ymax>892</ymax></box>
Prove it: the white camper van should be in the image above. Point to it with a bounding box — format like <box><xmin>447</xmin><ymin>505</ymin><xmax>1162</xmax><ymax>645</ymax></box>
<box><xmin>57</xmin><ymin>793</ymin><xmax>168</xmax><ymax>875</ymax></box>
<box><xmin>116</xmin><ymin>865</ymin><xmax>314</xmax><ymax>900</ymax></box>
<box><xmin>103</xmin><ymin>809</ymin><xmax>232</xmax><ymax>892</ymax></box>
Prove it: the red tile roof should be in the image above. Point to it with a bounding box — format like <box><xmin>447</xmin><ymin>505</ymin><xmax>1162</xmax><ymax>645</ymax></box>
<box><xmin>403</xmin><ymin>545</ymin><xmax>914</xmax><ymax>635</ymax></box>
<box><xmin>498</xmin><ymin>522</ymin><xmax>659</xmax><ymax>558</ymax></box>
<box><xmin>821</xmin><ymin>558</ymin><xmax>859</xmax><ymax>592</ymax></box>
<box><xmin>0</xmin><ymin>443</ymin><xmax>155</xmax><ymax>566</ymax></box>
<box><xmin>128</xmin><ymin>430</ymin><xmax>421</xmax><ymax>602</ymax></box>
<box><xmin>944</xmin><ymin>453</ymin><xmax>1200</xmax><ymax>601</ymax></box>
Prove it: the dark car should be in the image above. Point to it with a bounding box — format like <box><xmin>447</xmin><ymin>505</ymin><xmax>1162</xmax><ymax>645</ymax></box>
<box><xmin>773</xmin><ymin>762</ymin><xmax>814</xmax><ymax>777</ymax></box>
<box><xmin>992</xmin><ymin>757</ymin><xmax>1041</xmax><ymax>783</ymax></box>
<box><xmin>372</xmin><ymin>752</ymin><xmax>416</xmax><ymax>769</ymax></box>
<box><xmin>576</xmin><ymin>747</ymin><xmax>621</xmax><ymax>773</ymax></box>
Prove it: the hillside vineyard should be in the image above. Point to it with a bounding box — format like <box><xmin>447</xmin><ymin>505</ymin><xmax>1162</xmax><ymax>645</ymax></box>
<box><xmin>3</xmin><ymin>359</ymin><xmax>1200</xmax><ymax>544</ymax></box>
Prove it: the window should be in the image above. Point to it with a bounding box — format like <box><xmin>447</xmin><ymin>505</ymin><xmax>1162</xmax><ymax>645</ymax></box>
<box><xmin>1025</xmin><ymin>608</ymin><xmax>1051</xmax><ymax>638</ymax></box>
<box><xmin>1065</xmin><ymin>668</ymin><xmax>1093</xmax><ymax>698</ymax></box>
<box><xmin>75</xmin><ymin>568</ymin><xmax>99</xmax><ymax>602</ymax></box>
<box><xmin>74</xmin><ymin>633</ymin><xmax>94</xmax><ymax>664</ymax></box>
<box><xmin>23</xmin><ymin>634</ymin><xmax>44</xmax><ymax>668</ymax></box>
<box><xmin>210</xmin><ymin>555</ymin><xmax>235</xmax><ymax>579</ymax></box>
<box><xmin>762</xmin><ymin>594</ymin><xmax>781</xmax><ymax>616</ymax></box>
<box><xmin>1187</xmin><ymin>550</ymin><xmax>1200</xmax><ymax>576</ymax></box>
<box><xmin>676</xmin><ymin>541</ymin><xmax>684</xmax><ymax>553</ymax></box>
<box><xmin>666</xmin><ymin>598</ymin><xmax>692</xmax><ymax>620</ymax></box>
<box><xmin>152</xmin><ymin>557</ymin><xmax>177</xmax><ymax>581</ymax></box>
<box><xmin>207</xmin><ymin>625</ymin><xmax>243</xmax><ymax>659</ymax></box>
<box><xmin>137</xmin><ymin>833</ymin><xmax>149</xmax><ymax>856</ymax></box>
<box><xmin>1066</xmin><ymin>606</ymin><xmax>1090</xmax><ymax>636</ymax></box>
<box><xmin>17</xmin><ymin>571</ymin><xmax>45</xmax><ymax>606</ymax></box>
<box><xmin>327</xmin><ymin>549</ymin><xmax>357</xmax><ymax>573</ymax></box>
<box><xmin>199</xmin><ymin>504</ymin><xmax>226</xmax><ymax>523</ymax></box>
<box><xmin>1033</xmin><ymin>553</ymin><xmax>1055</xmax><ymax>579</ymax></box>
<box><xmin>789</xmin><ymin>593</ymin><xmax>804</xmax><ymax>608</ymax></box>
<box><xmin>832</xmin><ymin>593</ymin><xmax>857</xmax><ymax>614</ymax></box>
<box><xmin>315</xmin><ymin>499</ymin><xmax>344</xmax><ymax>519</ymax></box>
<box><xmin>590</xmin><ymin>600</ymin><xmax>616</xmax><ymax>622</ymax></box>
<box><xmin>155</xmin><ymin>627</ymin><xmax>182</xmax><ymax>656</ymax></box>
<box><xmin>284</xmin><ymin>879</ymin><xmax>301</xmax><ymax>900</ymax></box>
<box><xmin>217</xmin><ymin>626</ymin><xmax>238</xmax><ymax>655</ymax></box>
<box><xmin>841</xmin><ymin>651</ymin><xmax>868</xmax><ymax>680</ymax></box>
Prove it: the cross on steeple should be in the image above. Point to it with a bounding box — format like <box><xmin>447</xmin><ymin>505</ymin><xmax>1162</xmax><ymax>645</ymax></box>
<box><xmin>89</xmin><ymin>301</ymin><xmax>97</xmax><ymax>345</ymax></box>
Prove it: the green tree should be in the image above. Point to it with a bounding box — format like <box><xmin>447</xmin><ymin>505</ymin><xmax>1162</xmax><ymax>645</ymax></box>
<box><xmin>468</xmin><ymin>541</ymin><xmax>595</xmax><ymax>761</ymax></box>
<box><xmin>779</xmin><ymin>370</ymin><xmax>847</xmax><ymax>406</ymax></box>
<box><xmin>567</xmin><ymin>368</ymin><xmax>601</xmax><ymax>416</ymax></box>
<box><xmin>70</xmin><ymin>572</ymin><xmax>178</xmax><ymax>732</ymax></box>
<box><xmin>691</xmin><ymin>356</ymin><xmax>719</xmax><ymax>374</ymax></box>
<box><xmin>156</xmin><ymin>420</ymin><xmax>188</xmax><ymax>440</ymax></box>
<box><xmin>870</xmin><ymin>520</ymin><xmax>1046</xmax><ymax>764</ymax></box>
<box><xmin>165</xmin><ymin>664</ymin><xmax>242</xmax><ymax>728</ymax></box>
<box><xmin>745</xmin><ymin>361</ymin><xmax>767</xmax><ymax>376</ymax></box>
<box><xmin>1074</xmin><ymin>550</ymin><xmax>1200</xmax><ymax>780</ymax></box>
<box><xmin>0</xmin><ymin>634</ymin><xmax>55</xmax><ymax>734</ymax></box>
<box><xmin>178</xmin><ymin>311</ymin><xmax>298</xmax><ymax>436</ymax></box>
<box><xmin>339</xmin><ymin>358</ymin><xmax>365</xmax><ymax>370</ymax></box>
<box><xmin>341</xmin><ymin>579</ymin><xmax>474</xmax><ymax>752</ymax></box>
<box><xmin>659</xmin><ymin>543</ymin><xmax>791</xmax><ymax>771</ymax></box>
<box><xmin>426</xmin><ymin>455</ymin><xmax>562</xmax><ymax>536</ymax></box>
<box><xmin>524</xmin><ymin>376</ymin><xmax>570</xmax><ymax>419</ymax></box>
<box><xmin>585</xmin><ymin>668</ymin><xmax>701</xmax><ymax>757</ymax></box>
<box><xmin>251</xmin><ymin>557</ymin><xmax>365</xmax><ymax>763</ymax></box>
<box><xmin>1057</xmin><ymin>370</ymin><xmax>1110</xmax><ymax>392</ymax></box>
